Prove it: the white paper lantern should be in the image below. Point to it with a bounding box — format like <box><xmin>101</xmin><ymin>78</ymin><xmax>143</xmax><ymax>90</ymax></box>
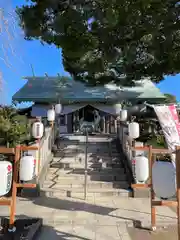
<box><xmin>128</xmin><ymin>122</ymin><xmax>140</xmax><ymax>139</ymax></box>
<box><xmin>47</xmin><ymin>109</ymin><xmax>55</xmax><ymax>121</ymax></box>
<box><xmin>55</xmin><ymin>103</ymin><xmax>62</xmax><ymax>114</ymax></box>
<box><xmin>0</xmin><ymin>161</ymin><xmax>13</xmax><ymax>196</ymax></box>
<box><xmin>171</xmin><ymin>154</ymin><xmax>176</xmax><ymax>168</ymax></box>
<box><xmin>152</xmin><ymin>161</ymin><xmax>176</xmax><ymax>199</ymax></box>
<box><xmin>120</xmin><ymin>109</ymin><xmax>128</xmax><ymax>121</ymax></box>
<box><xmin>32</xmin><ymin>122</ymin><xmax>44</xmax><ymax>139</ymax></box>
<box><xmin>114</xmin><ymin>103</ymin><xmax>122</xmax><ymax>115</ymax></box>
<box><xmin>135</xmin><ymin>156</ymin><xmax>149</xmax><ymax>183</ymax></box>
<box><xmin>19</xmin><ymin>155</ymin><xmax>36</xmax><ymax>181</ymax></box>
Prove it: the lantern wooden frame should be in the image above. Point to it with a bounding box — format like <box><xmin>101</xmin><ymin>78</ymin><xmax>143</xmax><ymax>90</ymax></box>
<box><xmin>0</xmin><ymin>145</ymin><xmax>38</xmax><ymax>229</ymax></box>
<box><xmin>131</xmin><ymin>145</ymin><xmax>180</xmax><ymax>238</ymax></box>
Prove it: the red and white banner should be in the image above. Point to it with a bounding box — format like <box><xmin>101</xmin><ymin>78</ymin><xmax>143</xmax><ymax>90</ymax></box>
<box><xmin>153</xmin><ymin>104</ymin><xmax>180</xmax><ymax>156</ymax></box>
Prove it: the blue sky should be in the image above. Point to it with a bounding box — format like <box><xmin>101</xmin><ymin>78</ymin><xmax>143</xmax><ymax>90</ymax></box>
<box><xmin>0</xmin><ymin>0</ymin><xmax>180</xmax><ymax>105</ymax></box>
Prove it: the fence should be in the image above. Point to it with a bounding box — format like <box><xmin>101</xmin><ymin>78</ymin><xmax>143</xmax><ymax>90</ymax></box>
<box><xmin>117</xmin><ymin>123</ymin><xmax>180</xmax><ymax>236</ymax></box>
<box><xmin>27</xmin><ymin>126</ymin><xmax>55</xmax><ymax>178</ymax></box>
<box><xmin>0</xmin><ymin>146</ymin><xmax>37</xmax><ymax>228</ymax></box>
<box><xmin>0</xmin><ymin>123</ymin><xmax>57</xmax><ymax>228</ymax></box>
<box><xmin>117</xmin><ymin>122</ymin><xmax>145</xmax><ymax>183</ymax></box>
<box><xmin>130</xmin><ymin>145</ymin><xmax>180</xmax><ymax>237</ymax></box>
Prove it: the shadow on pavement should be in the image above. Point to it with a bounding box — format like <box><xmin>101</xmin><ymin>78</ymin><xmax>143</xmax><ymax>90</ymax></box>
<box><xmin>21</xmin><ymin>193</ymin><xmax>139</xmax><ymax>222</ymax></box>
<box><xmin>0</xmin><ymin>214</ymin><xmax>91</xmax><ymax>240</ymax></box>
<box><xmin>35</xmin><ymin>225</ymin><xmax>91</xmax><ymax>240</ymax></box>
<box><xmin>21</xmin><ymin>192</ymin><xmax>176</xmax><ymax>221</ymax></box>
<box><xmin>27</xmin><ymin>192</ymin><xmax>117</xmax><ymax>215</ymax></box>
<box><xmin>127</xmin><ymin>224</ymin><xmax>178</xmax><ymax>240</ymax></box>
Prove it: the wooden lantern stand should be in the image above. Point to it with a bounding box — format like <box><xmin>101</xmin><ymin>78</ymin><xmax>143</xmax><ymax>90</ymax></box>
<box><xmin>0</xmin><ymin>145</ymin><xmax>38</xmax><ymax>230</ymax></box>
<box><xmin>35</xmin><ymin>138</ymin><xmax>42</xmax><ymax>175</ymax></box>
<box><xmin>50</xmin><ymin>121</ymin><xmax>54</xmax><ymax>128</ymax></box>
<box><xmin>131</xmin><ymin>145</ymin><xmax>180</xmax><ymax>239</ymax></box>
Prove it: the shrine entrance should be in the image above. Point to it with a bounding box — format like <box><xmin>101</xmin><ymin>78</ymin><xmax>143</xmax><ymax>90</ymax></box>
<box><xmin>72</xmin><ymin>105</ymin><xmax>117</xmax><ymax>134</ymax></box>
<box><xmin>72</xmin><ymin>105</ymin><xmax>101</xmax><ymax>133</ymax></box>
<box><xmin>79</xmin><ymin>105</ymin><xmax>96</xmax><ymax>122</ymax></box>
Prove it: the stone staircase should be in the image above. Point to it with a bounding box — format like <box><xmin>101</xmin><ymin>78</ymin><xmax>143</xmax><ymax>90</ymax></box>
<box><xmin>41</xmin><ymin>135</ymin><xmax>131</xmax><ymax>198</ymax></box>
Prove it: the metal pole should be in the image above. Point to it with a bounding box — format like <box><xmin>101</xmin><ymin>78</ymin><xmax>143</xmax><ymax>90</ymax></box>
<box><xmin>84</xmin><ymin>128</ymin><xmax>88</xmax><ymax>200</ymax></box>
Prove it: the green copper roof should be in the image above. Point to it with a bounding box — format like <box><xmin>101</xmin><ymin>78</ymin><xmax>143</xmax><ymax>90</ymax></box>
<box><xmin>12</xmin><ymin>76</ymin><xmax>165</xmax><ymax>103</ymax></box>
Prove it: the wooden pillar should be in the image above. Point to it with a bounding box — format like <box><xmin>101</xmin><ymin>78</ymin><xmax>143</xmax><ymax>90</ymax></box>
<box><xmin>9</xmin><ymin>146</ymin><xmax>20</xmax><ymax>227</ymax></box>
<box><xmin>103</xmin><ymin>116</ymin><xmax>105</xmax><ymax>133</ymax></box>
<box><xmin>114</xmin><ymin>118</ymin><xmax>117</xmax><ymax>134</ymax></box>
<box><xmin>106</xmin><ymin>116</ymin><xmax>108</xmax><ymax>133</ymax></box>
<box><xmin>82</xmin><ymin>107</ymin><xmax>84</xmax><ymax>119</ymax></box>
<box><xmin>150</xmin><ymin>151</ymin><xmax>156</xmax><ymax>230</ymax></box>
<box><xmin>107</xmin><ymin>116</ymin><xmax>110</xmax><ymax>133</ymax></box>
<box><xmin>110</xmin><ymin>116</ymin><xmax>114</xmax><ymax>133</ymax></box>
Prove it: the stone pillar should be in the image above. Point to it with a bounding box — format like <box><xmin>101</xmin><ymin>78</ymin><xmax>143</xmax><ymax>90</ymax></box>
<box><xmin>107</xmin><ymin>116</ymin><xmax>109</xmax><ymax>134</ymax></box>
<box><xmin>103</xmin><ymin>116</ymin><xmax>105</xmax><ymax>133</ymax></box>
<box><xmin>109</xmin><ymin>116</ymin><xmax>112</xmax><ymax>133</ymax></box>
<box><xmin>114</xmin><ymin>118</ymin><xmax>117</xmax><ymax>134</ymax></box>
<box><xmin>100</xmin><ymin>116</ymin><xmax>105</xmax><ymax>133</ymax></box>
<box><xmin>110</xmin><ymin>116</ymin><xmax>114</xmax><ymax>133</ymax></box>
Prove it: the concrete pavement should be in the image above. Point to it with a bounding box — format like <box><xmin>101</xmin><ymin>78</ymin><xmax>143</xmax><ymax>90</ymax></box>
<box><xmin>0</xmin><ymin>135</ymin><xmax>178</xmax><ymax>239</ymax></box>
<box><xmin>0</xmin><ymin>195</ymin><xmax>178</xmax><ymax>239</ymax></box>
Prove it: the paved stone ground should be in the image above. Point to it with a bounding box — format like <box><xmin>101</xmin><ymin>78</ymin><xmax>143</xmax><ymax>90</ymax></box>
<box><xmin>0</xmin><ymin>195</ymin><xmax>178</xmax><ymax>239</ymax></box>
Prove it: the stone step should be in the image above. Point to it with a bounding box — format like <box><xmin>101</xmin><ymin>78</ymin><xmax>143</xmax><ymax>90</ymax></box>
<box><xmin>58</xmin><ymin>151</ymin><xmax>112</xmax><ymax>156</ymax></box>
<box><xmin>54</xmin><ymin>152</ymin><xmax>83</xmax><ymax>157</ymax></box>
<box><xmin>41</xmin><ymin>187</ymin><xmax>131</xmax><ymax>198</ymax></box>
<box><xmin>48</xmin><ymin>167</ymin><xmax>125</xmax><ymax>175</ymax></box>
<box><xmin>90</xmin><ymin>151</ymin><xmax>118</xmax><ymax>155</ymax></box>
<box><xmin>46</xmin><ymin>172</ymin><xmax>126</xmax><ymax>181</ymax></box>
<box><xmin>43</xmin><ymin>180</ymin><xmax>129</xmax><ymax>189</ymax></box>
<box><xmin>50</xmin><ymin>162</ymin><xmax>123</xmax><ymax>170</ymax></box>
<box><xmin>59</xmin><ymin>142</ymin><xmax>110</xmax><ymax>147</ymax></box>
<box><xmin>53</xmin><ymin>156</ymin><xmax>116</xmax><ymax>163</ymax></box>
<box><xmin>53</xmin><ymin>152</ymin><xmax>114</xmax><ymax>158</ymax></box>
<box><xmin>60</xmin><ymin>156</ymin><xmax>115</xmax><ymax>162</ymax></box>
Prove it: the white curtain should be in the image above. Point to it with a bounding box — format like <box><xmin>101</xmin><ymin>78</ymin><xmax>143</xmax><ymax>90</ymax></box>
<box><xmin>31</xmin><ymin>104</ymin><xmax>86</xmax><ymax>117</ymax></box>
<box><xmin>31</xmin><ymin>104</ymin><xmax>50</xmax><ymax>117</ymax></box>
<box><xmin>90</xmin><ymin>104</ymin><xmax>120</xmax><ymax>115</ymax></box>
<box><xmin>61</xmin><ymin>104</ymin><xmax>86</xmax><ymax>115</ymax></box>
<box><xmin>31</xmin><ymin>103</ymin><xmax>119</xmax><ymax>117</ymax></box>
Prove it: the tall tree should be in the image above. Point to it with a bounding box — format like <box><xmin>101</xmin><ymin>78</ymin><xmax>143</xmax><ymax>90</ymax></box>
<box><xmin>16</xmin><ymin>0</ymin><xmax>180</xmax><ymax>86</ymax></box>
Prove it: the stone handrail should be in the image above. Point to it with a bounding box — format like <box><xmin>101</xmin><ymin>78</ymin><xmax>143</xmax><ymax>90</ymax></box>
<box><xmin>26</xmin><ymin>126</ymin><xmax>55</xmax><ymax>180</ymax></box>
<box><xmin>117</xmin><ymin>122</ymin><xmax>145</xmax><ymax>184</ymax></box>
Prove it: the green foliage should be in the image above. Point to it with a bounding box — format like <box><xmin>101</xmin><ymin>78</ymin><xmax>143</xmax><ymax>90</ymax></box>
<box><xmin>156</xmin><ymin>135</ymin><xmax>166</xmax><ymax>147</ymax></box>
<box><xmin>135</xmin><ymin>111</ymin><xmax>166</xmax><ymax>146</ymax></box>
<box><xmin>146</xmin><ymin>136</ymin><xmax>166</xmax><ymax>148</ymax></box>
<box><xmin>0</xmin><ymin>106</ymin><xmax>30</xmax><ymax>147</ymax></box>
<box><xmin>16</xmin><ymin>0</ymin><xmax>180</xmax><ymax>86</ymax></box>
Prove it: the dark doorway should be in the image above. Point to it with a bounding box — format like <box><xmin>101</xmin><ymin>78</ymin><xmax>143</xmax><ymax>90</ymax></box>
<box><xmin>79</xmin><ymin>105</ymin><xmax>95</xmax><ymax>122</ymax></box>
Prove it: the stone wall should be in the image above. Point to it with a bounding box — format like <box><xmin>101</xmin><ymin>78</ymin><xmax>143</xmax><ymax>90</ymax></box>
<box><xmin>117</xmin><ymin>122</ymin><xmax>145</xmax><ymax>182</ymax></box>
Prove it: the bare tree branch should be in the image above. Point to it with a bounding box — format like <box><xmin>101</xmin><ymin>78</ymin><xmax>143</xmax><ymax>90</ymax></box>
<box><xmin>0</xmin><ymin>2</ymin><xmax>25</xmax><ymax>104</ymax></box>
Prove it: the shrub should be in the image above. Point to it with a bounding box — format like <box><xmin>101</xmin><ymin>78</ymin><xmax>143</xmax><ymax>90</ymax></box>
<box><xmin>0</xmin><ymin>106</ymin><xmax>30</xmax><ymax>147</ymax></box>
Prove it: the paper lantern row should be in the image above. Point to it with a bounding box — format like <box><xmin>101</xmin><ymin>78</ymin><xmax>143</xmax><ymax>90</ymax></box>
<box><xmin>0</xmin><ymin>155</ymin><xmax>36</xmax><ymax>197</ymax></box>
<box><xmin>134</xmin><ymin>156</ymin><xmax>176</xmax><ymax>199</ymax></box>
<box><xmin>47</xmin><ymin>103</ymin><xmax>62</xmax><ymax>121</ymax></box>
